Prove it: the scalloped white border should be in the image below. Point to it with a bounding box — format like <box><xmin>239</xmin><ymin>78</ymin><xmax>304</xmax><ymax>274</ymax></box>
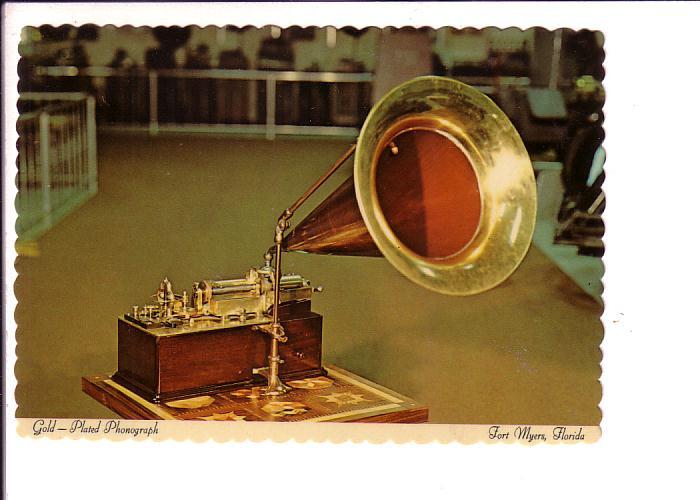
<box><xmin>5</xmin><ymin>2</ymin><xmax>700</xmax><ymax>499</ymax></box>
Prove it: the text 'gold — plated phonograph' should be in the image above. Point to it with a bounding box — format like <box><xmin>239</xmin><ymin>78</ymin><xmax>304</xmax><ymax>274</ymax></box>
<box><xmin>111</xmin><ymin>76</ymin><xmax>537</xmax><ymax>403</ymax></box>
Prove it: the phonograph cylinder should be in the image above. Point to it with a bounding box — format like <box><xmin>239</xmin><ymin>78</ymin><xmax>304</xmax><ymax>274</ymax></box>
<box><xmin>282</xmin><ymin>76</ymin><xmax>537</xmax><ymax>296</ymax></box>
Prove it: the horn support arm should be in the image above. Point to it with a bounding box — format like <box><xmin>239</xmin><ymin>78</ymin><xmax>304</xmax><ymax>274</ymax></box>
<box><xmin>257</xmin><ymin>142</ymin><xmax>356</xmax><ymax>396</ymax></box>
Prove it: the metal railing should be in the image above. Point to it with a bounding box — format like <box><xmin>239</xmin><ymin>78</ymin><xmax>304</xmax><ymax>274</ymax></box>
<box><xmin>16</xmin><ymin>92</ymin><xmax>97</xmax><ymax>241</ymax></box>
<box><xmin>32</xmin><ymin>66</ymin><xmax>375</xmax><ymax>139</ymax></box>
<box><xmin>450</xmin><ymin>75</ymin><xmax>531</xmax><ymax>95</ymax></box>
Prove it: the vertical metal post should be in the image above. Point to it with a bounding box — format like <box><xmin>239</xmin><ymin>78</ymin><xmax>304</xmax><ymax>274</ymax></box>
<box><xmin>148</xmin><ymin>70</ymin><xmax>159</xmax><ymax>135</ymax></box>
<box><xmin>549</xmin><ymin>29</ymin><xmax>563</xmax><ymax>90</ymax></box>
<box><xmin>272</xmin><ymin>236</ymin><xmax>283</xmax><ymax>327</ymax></box>
<box><xmin>248</xmin><ymin>80</ymin><xmax>257</xmax><ymax>125</ymax></box>
<box><xmin>39</xmin><ymin>111</ymin><xmax>52</xmax><ymax>222</ymax></box>
<box><xmin>262</xmin><ymin>222</ymin><xmax>290</xmax><ymax>396</ymax></box>
<box><xmin>257</xmin><ymin>143</ymin><xmax>356</xmax><ymax>396</ymax></box>
<box><xmin>86</xmin><ymin>95</ymin><xmax>98</xmax><ymax>195</ymax></box>
<box><xmin>265</xmin><ymin>75</ymin><xmax>276</xmax><ymax>140</ymax></box>
<box><xmin>435</xmin><ymin>27</ymin><xmax>447</xmax><ymax>55</ymax></box>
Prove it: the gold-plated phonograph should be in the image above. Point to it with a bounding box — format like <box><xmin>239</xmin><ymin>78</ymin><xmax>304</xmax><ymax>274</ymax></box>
<box><xmin>112</xmin><ymin>76</ymin><xmax>537</xmax><ymax>403</ymax></box>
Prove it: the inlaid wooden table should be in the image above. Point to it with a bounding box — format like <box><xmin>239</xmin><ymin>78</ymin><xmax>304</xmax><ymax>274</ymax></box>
<box><xmin>83</xmin><ymin>365</ymin><xmax>428</xmax><ymax>423</ymax></box>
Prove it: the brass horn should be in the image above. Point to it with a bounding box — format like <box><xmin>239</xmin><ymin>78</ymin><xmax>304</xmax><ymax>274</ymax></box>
<box><xmin>282</xmin><ymin>76</ymin><xmax>537</xmax><ymax>296</ymax></box>
<box><xmin>258</xmin><ymin>76</ymin><xmax>536</xmax><ymax>395</ymax></box>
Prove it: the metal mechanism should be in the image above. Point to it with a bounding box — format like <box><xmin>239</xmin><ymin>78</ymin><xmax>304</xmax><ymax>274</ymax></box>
<box><xmin>254</xmin><ymin>144</ymin><xmax>357</xmax><ymax>396</ymax></box>
<box><xmin>125</xmin><ymin>270</ymin><xmax>314</xmax><ymax>333</ymax></box>
<box><xmin>118</xmin><ymin>267</ymin><xmax>324</xmax><ymax>403</ymax></box>
<box><xmin>256</xmin><ymin>76</ymin><xmax>537</xmax><ymax>395</ymax></box>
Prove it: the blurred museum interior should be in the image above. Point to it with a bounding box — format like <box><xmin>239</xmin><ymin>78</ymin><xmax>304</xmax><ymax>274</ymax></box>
<box><xmin>15</xmin><ymin>25</ymin><xmax>604</xmax><ymax>423</ymax></box>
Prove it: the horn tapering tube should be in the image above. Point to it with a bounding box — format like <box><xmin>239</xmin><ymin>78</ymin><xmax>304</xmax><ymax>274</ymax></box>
<box><xmin>282</xmin><ymin>176</ymin><xmax>381</xmax><ymax>257</ymax></box>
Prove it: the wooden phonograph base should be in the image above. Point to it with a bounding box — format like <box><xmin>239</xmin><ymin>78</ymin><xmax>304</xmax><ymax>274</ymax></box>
<box><xmin>82</xmin><ymin>365</ymin><xmax>428</xmax><ymax>423</ymax></box>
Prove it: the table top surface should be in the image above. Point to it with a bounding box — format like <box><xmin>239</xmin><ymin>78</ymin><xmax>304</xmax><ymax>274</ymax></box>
<box><xmin>83</xmin><ymin>365</ymin><xmax>428</xmax><ymax>423</ymax></box>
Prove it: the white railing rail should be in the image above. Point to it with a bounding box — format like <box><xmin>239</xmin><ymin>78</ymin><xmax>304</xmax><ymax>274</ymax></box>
<box><xmin>33</xmin><ymin>66</ymin><xmax>375</xmax><ymax>139</ymax></box>
<box><xmin>29</xmin><ymin>66</ymin><xmax>535</xmax><ymax>140</ymax></box>
<box><xmin>16</xmin><ymin>92</ymin><xmax>97</xmax><ymax>242</ymax></box>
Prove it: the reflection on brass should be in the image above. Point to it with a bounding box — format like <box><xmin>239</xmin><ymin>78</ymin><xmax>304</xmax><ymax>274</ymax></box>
<box><xmin>318</xmin><ymin>391</ymin><xmax>369</xmax><ymax>406</ymax></box>
<box><xmin>123</xmin><ymin>270</ymin><xmax>313</xmax><ymax>334</ymax></box>
<box><xmin>164</xmin><ymin>395</ymin><xmax>215</xmax><ymax>409</ymax></box>
<box><xmin>284</xmin><ymin>76</ymin><xmax>536</xmax><ymax>295</ymax></box>
<box><xmin>287</xmin><ymin>377</ymin><xmax>334</xmax><ymax>390</ymax></box>
<box><xmin>231</xmin><ymin>387</ymin><xmax>263</xmax><ymax>399</ymax></box>
<box><xmin>261</xmin><ymin>401</ymin><xmax>310</xmax><ymax>417</ymax></box>
<box><xmin>197</xmin><ymin>411</ymin><xmax>247</xmax><ymax>421</ymax></box>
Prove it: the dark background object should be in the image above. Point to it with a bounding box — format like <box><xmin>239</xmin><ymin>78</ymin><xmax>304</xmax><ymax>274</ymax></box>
<box><xmin>147</xmin><ymin>26</ymin><xmax>192</xmax><ymax>124</ymax></box>
<box><xmin>76</xmin><ymin>24</ymin><xmax>99</xmax><ymax>42</ymax></box>
<box><xmin>284</xmin><ymin>26</ymin><xmax>316</xmax><ymax>41</ymax></box>
<box><xmin>257</xmin><ymin>36</ymin><xmax>298</xmax><ymax>125</ymax></box>
<box><xmin>38</xmin><ymin>24</ymin><xmax>72</xmax><ymax>42</ymax></box>
<box><xmin>217</xmin><ymin>49</ymin><xmax>250</xmax><ymax>124</ymax></box>
<box><xmin>183</xmin><ymin>44</ymin><xmax>214</xmax><ymax>123</ymax></box>
<box><xmin>299</xmin><ymin>63</ymin><xmax>331</xmax><ymax>126</ymax></box>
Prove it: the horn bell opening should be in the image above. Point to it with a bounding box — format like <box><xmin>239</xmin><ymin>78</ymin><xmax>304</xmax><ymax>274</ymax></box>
<box><xmin>354</xmin><ymin>76</ymin><xmax>537</xmax><ymax>296</ymax></box>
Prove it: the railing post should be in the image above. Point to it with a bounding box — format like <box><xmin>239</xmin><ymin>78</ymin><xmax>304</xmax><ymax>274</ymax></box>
<box><xmin>39</xmin><ymin>111</ymin><xmax>52</xmax><ymax>223</ymax></box>
<box><xmin>86</xmin><ymin>95</ymin><xmax>98</xmax><ymax>194</ymax></box>
<box><xmin>265</xmin><ymin>75</ymin><xmax>276</xmax><ymax>140</ymax></box>
<box><xmin>149</xmin><ymin>70</ymin><xmax>159</xmax><ymax>135</ymax></box>
<box><xmin>549</xmin><ymin>29</ymin><xmax>563</xmax><ymax>90</ymax></box>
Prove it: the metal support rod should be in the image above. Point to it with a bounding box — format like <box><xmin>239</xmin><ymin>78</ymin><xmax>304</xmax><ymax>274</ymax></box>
<box><xmin>285</xmin><ymin>143</ymin><xmax>357</xmax><ymax>216</ymax></box>
<box><xmin>272</xmin><ymin>226</ymin><xmax>284</xmax><ymax>326</ymax></box>
<box><xmin>260</xmin><ymin>142</ymin><xmax>357</xmax><ymax>396</ymax></box>
<box><xmin>265</xmin><ymin>76</ymin><xmax>276</xmax><ymax>141</ymax></box>
<box><xmin>265</xmin><ymin>230</ymin><xmax>288</xmax><ymax>396</ymax></box>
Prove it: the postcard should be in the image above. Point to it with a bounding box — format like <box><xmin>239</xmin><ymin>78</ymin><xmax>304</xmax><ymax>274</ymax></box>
<box><xmin>5</xmin><ymin>2</ymin><xmax>694</xmax><ymax>499</ymax></box>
